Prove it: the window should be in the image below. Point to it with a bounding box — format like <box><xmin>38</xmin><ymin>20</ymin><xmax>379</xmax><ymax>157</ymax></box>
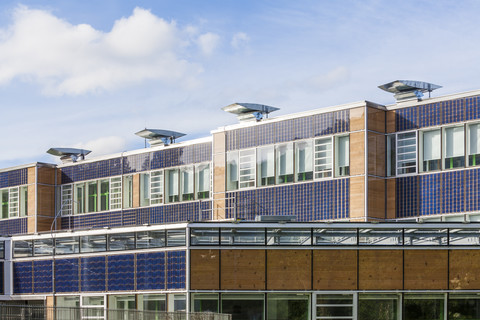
<box><xmin>34</xmin><ymin>238</ymin><xmax>54</xmax><ymax>256</ymax></box>
<box><xmin>123</xmin><ymin>175</ymin><xmax>133</xmax><ymax>208</ymax></box>
<box><xmin>136</xmin><ymin>230</ymin><xmax>165</xmax><ymax>249</ymax></box>
<box><xmin>396</xmin><ymin>131</ymin><xmax>417</xmax><ymax>175</ymax></box>
<box><xmin>110</xmin><ymin>177</ymin><xmax>122</xmax><ymax>210</ymax></box>
<box><xmin>404</xmin><ymin>294</ymin><xmax>444</xmax><ymax>320</ymax></box>
<box><xmin>55</xmin><ymin>237</ymin><xmax>80</xmax><ymax>255</ymax></box>
<box><xmin>226</xmin><ymin>151</ymin><xmax>239</xmax><ymax>191</ymax></box>
<box><xmin>195</xmin><ymin>164</ymin><xmax>210</xmax><ymax>199</ymax></box>
<box><xmin>192</xmin><ymin>294</ymin><xmax>219</xmax><ymax>313</ymax></box>
<box><xmin>444</xmin><ymin>126</ymin><xmax>465</xmax><ymax>169</ymax></box>
<box><xmin>358</xmin><ymin>294</ymin><xmax>399</xmax><ymax>320</ymax></box>
<box><xmin>276</xmin><ymin>143</ymin><xmax>294</xmax><ymax>184</ymax></box>
<box><xmin>80</xmin><ymin>234</ymin><xmax>107</xmax><ymax>253</ymax></box>
<box><xmin>108</xmin><ymin>233</ymin><xmax>135</xmax><ymax>251</ymax></box>
<box><xmin>180</xmin><ymin>166</ymin><xmax>194</xmax><ymax>201</ymax></box>
<box><xmin>19</xmin><ymin>186</ymin><xmax>28</xmax><ymax>217</ymax></box>
<box><xmin>295</xmin><ymin>141</ymin><xmax>313</xmax><ymax>182</ymax></box>
<box><xmin>139</xmin><ymin>294</ymin><xmax>166</xmax><ymax>312</ymax></box>
<box><xmin>386</xmin><ymin>134</ymin><xmax>396</xmax><ymax>177</ymax></box>
<box><xmin>239</xmin><ymin>149</ymin><xmax>255</xmax><ymax>188</ymax></box>
<box><xmin>257</xmin><ymin>146</ymin><xmax>275</xmax><ymax>186</ymax></box>
<box><xmin>74</xmin><ymin>183</ymin><xmax>85</xmax><ymax>214</ymax></box>
<box><xmin>314</xmin><ymin>137</ymin><xmax>333</xmax><ymax>179</ymax></box>
<box><xmin>99</xmin><ymin>179</ymin><xmax>109</xmax><ymax>211</ymax></box>
<box><xmin>1</xmin><ymin>189</ymin><xmax>8</xmax><ymax>219</ymax></box>
<box><xmin>140</xmin><ymin>173</ymin><xmax>150</xmax><ymax>206</ymax></box>
<box><xmin>468</xmin><ymin>123</ymin><xmax>480</xmax><ymax>166</ymax></box>
<box><xmin>421</xmin><ymin>129</ymin><xmax>441</xmax><ymax>172</ymax></box>
<box><xmin>165</xmin><ymin>169</ymin><xmax>179</xmax><ymax>203</ymax></box>
<box><xmin>150</xmin><ymin>170</ymin><xmax>164</xmax><ymax>205</ymax></box>
<box><xmin>86</xmin><ymin>181</ymin><xmax>98</xmax><ymax>213</ymax></box>
<box><xmin>8</xmin><ymin>187</ymin><xmax>19</xmax><ymax>218</ymax></box>
<box><xmin>316</xmin><ymin>294</ymin><xmax>353</xmax><ymax>320</ymax></box>
<box><xmin>267</xmin><ymin>294</ymin><xmax>309</xmax><ymax>320</ymax></box>
<box><xmin>335</xmin><ymin>135</ymin><xmax>350</xmax><ymax>177</ymax></box>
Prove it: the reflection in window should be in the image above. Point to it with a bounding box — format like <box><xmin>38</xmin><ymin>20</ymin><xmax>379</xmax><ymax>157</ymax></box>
<box><xmin>1</xmin><ymin>189</ymin><xmax>8</xmax><ymax>219</ymax></box>
<box><xmin>422</xmin><ymin>129</ymin><xmax>441</xmax><ymax>172</ymax></box>
<box><xmin>74</xmin><ymin>183</ymin><xmax>85</xmax><ymax>214</ymax></box>
<box><xmin>166</xmin><ymin>229</ymin><xmax>186</xmax><ymax>247</ymax></box>
<box><xmin>295</xmin><ymin>141</ymin><xmax>313</xmax><ymax>182</ymax></box>
<box><xmin>444</xmin><ymin>126</ymin><xmax>465</xmax><ymax>169</ymax></box>
<box><xmin>335</xmin><ymin>135</ymin><xmax>349</xmax><ymax>177</ymax></box>
<box><xmin>468</xmin><ymin>123</ymin><xmax>480</xmax><ymax>166</ymax></box>
<box><xmin>267</xmin><ymin>229</ymin><xmax>311</xmax><ymax>245</ymax></box>
<box><xmin>108</xmin><ymin>233</ymin><xmax>135</xmax><ymax>251</ymax></box>
<box><xmin>87</xmin><ymin>181</ymin><xmax>98</xmax><ymax>213</ymax></box>
<box><xmin>448</xmin><ymin>294</ymin><xmax>480</xmax><ymax>320</ymax></box>
<box><xmin>13</xmin><ymin>240</ymin><xmax>33</xmax><ymax>257</ymax></box>
<box><xmin>34</xmin><ymin>238</ymin><xmax>54</xmax><ymax>256</ymax></box>
<box><xmin>358</xmin><ymin>294</ymin><xmax>399</xmax><ymax>320</ymax></box>
<box><xmin>123</xmin><ymin>175</ymin><xmax>133</xmax><ymax>209</ymax></box>
<box><xmin>80</xmin><ymin>235</ymin><xmax>107</xmax><ymax>253</ymax></box>
<box><xmin>140</xmin><ymin>173</ymin><xmax>150</xmax><ymax>207</ymax></box>
<box><xmin>276</xmin><ymin>143</ymin><xmax>294</xmax><ymax>184</ymax></box>
<box><xmin>136</xmin><ymin>230</ymin><xmax>165</xmax><ymax>249</ymax></box>
<box><xmin>257</xmin><ymin>146</ymin><xmax>275</xmax><ymax>186</ymax></box>
<box><xmin>19</xmin><ymin>186</ymin><xmax>28</xmax><ymax>217</ymax></box>
<box><xmin>55</xmin><ymin>237</ymin><xmax>80</xmax><ymax>255</ymax></box>
<box><xmin>166</xmin><ymin>169</ymin><xmax>179</xmax><ymax>203</ymax></box>
<box><xmin>99</xmin><ymin>179</ymin><xmax>109</xmax><ymax>211</ymax></box>
<box><xmin>316</xmin><ymin>294</ymin><xmax>353</xmax><ymax>319</ymax></box>
<box><xmin>404</xmin><ymin>294</ymin><xmax>444</xmax><ymax>320</ymax></box>
<box><xmin>222</xmin><ymin>294</ymin><xmax>264</xmax><ymax>320</ymax></box>
<box><xmin>195</xmin><ymin>164</ymin><xmax>210</xmax><ymax>199</ymax></box>
<box><xmin>267</xmin><ymin>294</ymin><xmax>309</xmax><ymax>320</ymax></box>
<box><xmin>314</xmin><ymin>138</ymin><xmax>333</xmax><ymax>179</ymax></box>
<box><xmin>239</xmin><ymin>149</ymin><xmax>256</xmax><ymax>188</ymax></box>
<box><xmin>396</xmin><ymin>131</ymin><xmax>417</xmax><ymax>175</ymax></box>
<box><xmin>150</xmin><ymin>171</ymin><xmax>164</xmax><ymax>205</ymax></box>
<box><xmin>139</xmin><ymin>294</ymin><xmax>166</xmax><ymax>312</ymax></box>
<box><xmin>226</xmin><ymin>151</ymin><xmax>239</xmax><ymax>191</ymax></box>
<box><xmin>180</xmin><ymin>166</ymin><xmax>194</xmax><ymax>201</ymax></box>
<box><xmin>386</xmin><ymin>134</ymin><xmax>396</xmax><ymax>177</ymax></box>
<box><xmin>192</xmin><ymin>293</ymin><xmax>219</xmax><ymax>313</ymax></box>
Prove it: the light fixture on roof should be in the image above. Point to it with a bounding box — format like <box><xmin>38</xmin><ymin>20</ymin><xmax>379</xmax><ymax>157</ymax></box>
<box><xmin>378</xmin><ymin>80</ymin><xmax>442</xmax><ymax>102</ymax></box>
<box><xmin>222</xmin><ymin>103</ymin><xmax>279</xmax><ymax>122</ymax></box>
<box><xmin>135</xmin><ymin>128</ymin><xmax>186</xmax><ymax>147</ymax></box>
<box><xmin>46</xmin><ymin>148</ymin><xmax>91</xmax><ymax>163</ymax></box>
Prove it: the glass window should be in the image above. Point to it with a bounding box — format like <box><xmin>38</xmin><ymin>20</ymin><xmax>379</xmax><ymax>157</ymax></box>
<box><xmin>449</xmin><ymin>228</ymin><xmax>480</xmax><ymax>245</ymax></box>
<box><xmin>386</xmin><ymin>134</ymin><xmax>396</xmax><ymax>177</ymax></box>
<box><xmin>358</xmin><ymin>294</ymin><xmax>399</xmax><ymax>320</ymax></box>
<box><xmin>19</xmin><ymin>186</ymin><xmax>28</xmax><ymax>217</ymax></box>
<box><xmin>295</xmin><ymin>141</ymin><xmax>313</xmax><ymax>182</ymax></box>
<box><xmin>448</xmin><ymin>294</ymin><xmax>480</xmax><ymax>320</ymax></box>
<box><xmin>108</xmin><ymin>233</ymin><xmax>135</xmax><ymax>251</ymax></box>
<box><xmin>139</xmin><ymin>294</ymin><xmax>166</xmax><ymax>312</ymax></box>
<box><xmin>80</xmin><ymin>234</ymin><xmax>107</xmax><ymax>253</ymax></box>
<box><xmin>421</xmin><ymin>129</ymin><xmax>441</xmax><ymax>172</ymax></box>
<box><xmin>13</xmin><ymin>240</ymin><xmax>33</xmax><ymax>257</ymax></box>
<box><xmin>404</xmin><ymin>294</ymin><xmax>444</xmax><ymax>320</ymax></box>
<box><xmin>168</xmin><ymin>294</ymin><xmax>186</xmax><ymax>312</ymax></box>
<box><xmin>404</xmin><ymin>228</ymin><xmax>448</xmax><ymax>246</ymax></box>
<box><xmin>257</xmin><ymin>146</ymin><xmax>275</xmax><ymax>186</ymax></box>
<box><xmin>313</xmin><ymin>228</ymin><xmax>357</xmax><ymax>245</ymax></box>
<box><xmin>166</xmin><ymin>229</ymin><xmax>186</xmax><ymax>247</ymax></box>
<box><xmin>123</xmin><ymin>175</ymin><xmax>133</xmax><ymax>209</ymax></box>
<box><xmin>136</xmin><ymin>230</ymin><xmax>165</xmax><ymax>249</ymax></box>
<box><xmin>60</xmin><ymin>185</ymin><xmax>73</xmax><ymax>216</ymax></box>
<box><xmin>1</xmin><ymin>189</ymin><xmax>8</xmax><ymax>219</ymax></box>
<box><xmin>222</xmin><ymin>294</ymin><xmax>264</xmax><ymax>320</ymax></box>
<box><xmin>110</xmin><ymin>177</ymin><xmax>122</xmax><ymax>210</ymax></box>
<box><xmin>140</xmin><ymin>173</ymin><xmax>150</xmax><ymax>207</ymax></box>
<box><xmin>8</xmin><ymin>187</ymin><xmax>19</xmax><ymax>218</ymax></box>
<box><xmin>190</xmin><ymin>228</ymin><xmax>219</xmax><ymax>245</ymax></box>
<box><xmin>221</xmin><ymin>228</ymin><xmax>265</xmax><ymax>245</ymax></box>
<box><xmin>108</xmin><ymin>295</ymin><xmax>136</xmax><ymax>311</ymax></box>
<box><xmin>276</xmin><ymin>143</ymin><xmax>294</xmax><ymax>184</ymax></box>
<box><xmin>226</xmin><ymin>151</ymin><xmax>239</xmax><ymax>191</ymax></box>
<box><xmin>150</xmin><ymin>170</ymin><xmax>164</xmax><ymax>205</ymax></box>
<box><xmin>192</xmin><ymin>293</ymin><xmax>219</xmax><ymax>313</ymax></box>
<box><xmin>239</xmin><ymin>149</ymin><xmax>256</xmax><ymax>188</ymax></box>
<box><xmin>0</xmin><ymin>241</ymin><xmax>4</xmax><ymax>259</ymax></box>
<box><xmin>165</xmin><ymin>169</ymin><xmax>179</xmax><ymax>203</ymax></box>
<box><xmin>86</xmin><ymin>181</ymin><xmax>98</xmax><ymax>213</ymax></box>
<box><xmin>56</xmin><ymin>296</ymin><xmax>80</xmax><ymax>308</ymax></box>
<box><xmin>34</xmin><ymin>238</ymin><xmax>54</xmax><ymax>256</ymax></box>
<box><xmin>358</xmin><ymin>228</ymin><xmax>403</xmax><ymax>246</ymax></box>
<box><xmin>335</xmin><ymin>135</ymin><xmax>350</xmax><ymax>177</ymax></box>
<box><xmin>267</xmin><ymin>228</ymin><xmax>311</xmax><ymax>245</ymax></box>
<box><xmin>267</xmin><ymin>294</ymin><xmax>309</xmax><ymax>320</ymax></box>
<box><xmin>99</xmin><ymin>179</ymin><xmax>109</xmax><ymax>211</ymax></box>
<box><xmin>397</xmin><ymin>131</ymin><xmax>417</xmax><ymax>175</ymax></box>
<box><xmin>316</xmin><ymin>294</ymin><xmax>353</xmax><ymax>319</ymax></box>
<box><xmin>195</xmin><ymin>164</ymin><xmax>210</xmax><ymax>199</ymax></box>
<box><xmin>74</xmin><ymin>183</ymin><xmax>85</xmax><ymax>214</ymax></box>
<box><xmin>468</xmin><ymin>123</ymin><xmax>480</xmax><ymax>166</ymax></box>
<box><xmin>314</xmin><ymin>137</ymin><xmax>333</xmax><ymax>179</ymax></box>
<box><xmin>180</xmin><ymin>166</ymin><xmax>194</xmax><ymax>201</ymax></box>
<box><xmin>82</xmin><ymin>296</ymin><xmax>105</xmax><ymax>318</ymax></box>
<box><xmin>444</xmin><ymin>126</ymin><xmax>465</xmax><ymax>169</ymax></box>
<box><xmin>55</xmin><ymin>237</ymin><xmax>80</xmax><ymax>255</ymax></box>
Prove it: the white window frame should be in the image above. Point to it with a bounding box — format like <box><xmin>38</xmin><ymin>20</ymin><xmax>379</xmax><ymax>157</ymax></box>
<box><xmin>109</xmin><ymin>176</ymin><xmax>122</xmax><ymax>210</ymax></box>
<box><xmin>396</xmin><ymin>130</ymin><xmax>418</xmax><ymax>176</ymax></box>
<box><xmin>238</xmin><ymin>148</ymin><xmax>256</xmax><ymax>189</ymax></box>
<box><xmin>335</xmin><ymin>135</ymin><xmax>350</xmax><ymax>177</ymax></box>
<box><xmin>150</xmin><ymin>170</ymin><xmax>164</xmax><ymax>205</ymax></box>
<box><xmin>467</xmin><ymin>122</ymin><xmax>480</xmax><ymax>167</ymax></box>
<box><xmin>314</xmin><ymin>136</ymin><xmax>333</xmax><ymax>180</ymax></box>
<box><xmin>443</xmin><ymin>124</ymin><xmax>465</xmax><ymax>170</ymax></box>
<box><xmin>61</xmin><ymin>184</ymin><xmax>73</xmax><ymax>216</ymax></box>
<box><xmin>419</xmin><ymin>128</ymin><xmax>441</xmax><ymax>173</ymax></box>
<box><xmin>8</xmin><ymin>187</ymin><xmax>19</xmax><ymax>218</ymax></box>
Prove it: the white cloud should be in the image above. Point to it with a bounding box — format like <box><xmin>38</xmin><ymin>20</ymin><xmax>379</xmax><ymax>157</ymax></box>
<box><xmin>73</xmin><ymin>136</ymin><xmax>127</xmax><ymax>158</ymax></box>
<box><xmin>308</xmin><ymin>66</ymin><xmax>350</xmax><ymax>90</ymax></box>
<box><xmin>0</xmin><ymin>6</ymin><xmax>202</xmax><ymax>95</ymax></box>
<box><xmin>197</xmin><ymin>32</ymin><xmax>220</xmax><ymax>56</ymax></box>
<box><xmin>231</xmin><ymin>32</ymin><xmax>249</xmax><ymax>49</ymax></box>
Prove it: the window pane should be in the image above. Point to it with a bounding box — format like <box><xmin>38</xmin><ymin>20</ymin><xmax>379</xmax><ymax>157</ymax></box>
<box><xmin>8</xmin><ymin>187</ymin><xmax>19</xmax><ymax>218</ymax></box>
<box><xmin>34</xmin><ymin>238</ymin><xmax>54</xmax><ymax>256</ymax></box>
<box><xmin>180</xmin><ymin>166</ymin><xmax>194</xmax><ymax>201</ymax></box>
<box><xmin>195</xmin><ymin>164</ymin><xmax>210</xmax><ymax>199</ymax></box>
<box><xmin>140</xmin><ymin>294</ymin><xmax>166</xmax><ymax>312</ymax></box>
<box><xmin>136</xmin><ymin>230</ymin><xmax>165</xmax><ymax>249</ymax></box>
<box><xmin>314</xmin><ymin>137</ymin><xmax>333</xmax><ymax>179</ymax></box>
<box><xmin>166</xmin><ymin>169</ymin><xmax>179</xmax><ymax>203</ymax></box>
<box><xmin>336</xmin><ymin>136</ymin><xmax>350</xmax><ymax>177</ymax></box>
<box><xmin>422</xmin><ymin>130</ymin><xmax>441</xmax><ymax>172</ymax></box>
<box><xmin>404</xmin><ymin>295</ymin><xmax>444</xmax><ymax>320</ymax></box>
<box><xmin>99</xmin><ymin>179</ymin><xmax>109</xmax><ymax>211</ymax></box>
<box><xmin>257</xmin><ymin>146</ymin><xmax>275</xmax><ymax>186</ymax></box>
<box><xmin>397</xmin><ymin>132</ymin><xmax>417</xmax><ymax>175</ymax></box>
<box><xmin>140</xmin><ymin>173</ymin><xmax>150</xmax><ymax>206</ymax></box>
<box><xmin>74</xmin><ymin>183</ymin><xmax>85</xmax><ymax>214</ymax></box>
<box><xmin>358</xmin><ymin>294</ymin><xmax>398</xmax><ymax>320</ymax></box>
<box><xmin>190</xmin><ymin>228</ymin><xmax>219</xmax><ymax>245</ymax></box>
<box><xmin>86</xmin><ymin>181</ymin><xmax>97</xmax><ymax>213</ymax></box>
<box><xmin>239</xmin><ymin>149</ymin><xmax>256</xmax><ymax>188</ymax></box>
<box><xmin>444</xmin><ymin>126</ymin><xmax>465</xmax><ymax>169</ymax></box>
<box><xmin>166</xmin><ymin>229</ymin><xmax>186</xmax><ymax>247</ymax></box>
<box><xmin>276</xmin><ymin>143</ymin><xmax>294</xmax><ymax>184</ymax></box>
<box><xmin>449</xmin><ymin>294</ymin><xmax>480</xmax><ymax>319</ymax></box>
<box><xmin>358</xmin><ymin>229</ymin><xmax>403</xmax><ymax>245</ymax></box>
<box><xmin>13</xmin><ymin>240</ymin><xmax>33</xmax><ymax>257</ymax></box>
<box><xmin>110</xmin><ymin>177</ymin><xmax>122</xmax><ymax>210</ymax></box>
<box><xmin>1</xmin><ymin>190</ymin><xmax>8</xmax><ymax>219</ymax></box>
<box><xmin>221</xmin><ymin>228</ymin><xmax>265</xmax><ymax>245</ymax></box>
<box><xmin>222</xmin><ymin>294</ymin><xmax>264</xmax><ymax>320</ymax></box>
<box><xmin>227</xmin><ymin>151</ymin><xmax>239</xmax><ymax>191</ymax></box>
<box><xmin>123</xmin><ymin>175</ymin><xmax>133</xmax><ymax>209</ymax></box>
<box><xmin>386</xmin><ymin>135</ymin><xmax>396</xmax><ymax>177</ymax></box>
<box><xmin>267</xmin><ymin>294</ymin><xmax>309</xmax><ymax>320</ymax></box>
<box><xmin>295</xmin><ymin>141</ymin><xmax>313</xmax><ymax>182</ymax></box>
<box><xmin>313</xmin><ymin>228</ymin><xmax>357</xmax><ymax>245</ymax></box>
<box><xmin>108</xmin><ymin>233</ymin><xmax>135</xmax><ymax>251</ymax></box>
<box><xmin>19</xmin><ymin>186</ymin><xmax>28</xmax><ymax>217</ymax></box>
<box><xmin>150</xmin><ymin>170</ymin><xmax>164</xmax><ymax>205</ymax></box>
<box><xmin>267</xmin><ymin>229</ymin><xmax>311</xmax><ymax>245</ymax></box>
<box><xmin>469</xmin><ymin>123</ymin><xmax>480</xmax><ymax>166</ymax></box>
<box><xmin>449</xmin><ymin>229</ymin><xmax>480</xmax><ymax>245</ymax></box>
<box><xmin>80</xmin><ymin>235</ymin><xmax>107</xmax><ymax>252</ymax></box>
<box><xmin>55</xmin><ymin>237</ymin><xmax>80</xmax><ymax>255</ymax></box>
<box><xmin>192</xmin><ymin>294</ymin><xmax>219</xmax><ymax>313</ymax></box>
<box><xmin>404</xmin><ymin>228</ymin><xmax>448</xmax><ymax>246</ymax></box>
<box><xmin>316</xmin><ymin>294</ymin><xmax>353</xmax><ymax>318</ymax></box>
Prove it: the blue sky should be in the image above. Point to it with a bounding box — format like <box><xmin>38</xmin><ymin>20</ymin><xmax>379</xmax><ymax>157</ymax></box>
<box><xmin>1</xmin><ymin>0</ymin><xmax>480</xmax><ymax>168</ymax></box>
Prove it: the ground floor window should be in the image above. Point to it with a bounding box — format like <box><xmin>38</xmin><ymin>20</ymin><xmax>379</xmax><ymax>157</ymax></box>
<box><xmin>267</xmin><ymin>294</ymin><xmax>309</xmax><ymax>320</ymax></box>
<box><xmin>316</xmin><ymin>294</ymin><xmax>354</xmax><ymax>320</ymax></box>
<box><xmin>404</xmin><ymin>294</ymin><xmax>444</xmax><ymax>320</ymax></box>
<box><xmin>448</xmin><ymin>294</ymin><xmax>480</xmax><ymax>319</ymax></box>
<box><xmin>138</xmin><ymin>294</ymin><xmax>166</xmax><ymax>312</ymax></box>
<box><xmin>192</xmin><ymin>293</ymin><xmax>219</xmax><ymax>313</ymax></box>
<box><xmin>222</xmin><ymin>293</ymin><xmax>264</xmax><ymax>320</ymax></box>
<box><xmin>358</xmin><ymin>294</ymin><xmax>399</xmax><ymax>320</ymax></box>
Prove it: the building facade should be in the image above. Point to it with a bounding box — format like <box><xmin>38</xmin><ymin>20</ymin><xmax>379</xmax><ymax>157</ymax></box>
<box><xmin>1</xmin><ymin>82</ymin><xmax>480</xmax><ymax>319</ymax></box>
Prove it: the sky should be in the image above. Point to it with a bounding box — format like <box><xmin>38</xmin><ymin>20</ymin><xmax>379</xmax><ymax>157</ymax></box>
<box><xmin>1</xmin><ymin>0</ymin><xmax>480</xmax><ymax>168</ymax></box>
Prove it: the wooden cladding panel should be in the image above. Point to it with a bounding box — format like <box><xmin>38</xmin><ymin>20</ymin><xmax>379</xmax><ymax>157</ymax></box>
<box><xmin>213</xmin><ymin>132</ymin><xmax>226</xmax><ymax>155</ymax></box>
<box><xmin>27</xmin><ymin>216</ymin><xmax>36</xmax><ymax>234</ymax></box>
<box><xmin>37</xmin><ymin>216</ymin><xmax>55</xmax><ymax>232</ymax></box>
<box><xmin>349</xmin><ymin>107</ymin><xmax>365</xmax><ymax>131</ymax></box>
<box><xmin>267</xmin><ymin>250</ymin><xmax>311</xmax><ymax>290</ymax></box>
<box><xmin>349</xmin><ymin>132</ymin><xmax>365</xmax><ymax>176</ymax></box>
<box><xmin>37</xmin><ymin>167</ymin><xmax>56</xmax><ymax>185</ymax></box>
<box><xmin>221</xmin><ymin>249</ymin><xmax>265</xmax><ymax>290</ymax></box>
<box><xmin>313</xmin><ymin>250</ymin><xmax>357</xmax><ymax>290</ymax></box>
<box><xmin>27</xmin><ymin>167</ymin><xmax>35</xmax><ymax>185</ymax></box>
<box><xmin>349</xmin><ymin>176</ymin><xmax>365</xmax><ymax>220</ymax></box>
<box><xmin>368</xmin><ymin>131</ymin><xmax>385</xmax><ymax>177</ymax></box>
<box><xmin>359</xmin><ymin>250</ymin><xmax>403</xmax><ymax>290</ymax></box>
<box><xmin>367</xmin><ymin>177</ymin><xmax>385</xmax><ymax>220</ymax></box>
<box><xmin>213</xmin><ymin>193</ymin><xmax>226</xmax><ymax>220</ymax></box>
<box><xmin>386</xmin><ymin>110</ymin><xmax>396</xmax><ymax>133</ymax></box>
<box><xmin>450</xmin><ymin>250</ymin><xmax>480</xmax><ymax>290</ymax></box>
<box><xmin>213</xmin><ymin>153</ymin><xmax>226</xmax><ymax>193</ymax></box>
<box><xmin>190</xmin><ymin>249</ymin><xmax>220</xmax><ymax>290</ymax></box>
<box><xmin>386</xmin><ymin>179</ymin><xmax>396</xmax><ymax>220</ymax></box>
<box><xmin>132</xmin><ymin>174</ymin><xmax>140</xmax><ymax>208</ymax></box>
<box><xmin>28</xmin><ymin>185</ymin><xmax>35</xmax><ymax>217</ymax></box>
<box><xmin>404</xmin><ymin>250</ymin><xmax>448</xmax><ymax>290</ymax></box>
<box><xmin>37</xmin><ymin>185</ymin><xmax>54</xmax><ymax>217</ymax></box>
<box><xmin>367</xmin><ymin>107</ymin><xmax>386</xmax><ymax>133</ymax></box>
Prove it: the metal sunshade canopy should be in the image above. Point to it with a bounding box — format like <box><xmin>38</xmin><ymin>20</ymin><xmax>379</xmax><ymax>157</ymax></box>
<box><xmin>222</xmin><ymin>103</ymin><xmax>279</xmax><ymax>121</ymax></box>
<box><xmin>47</xmin><ymin>148</ymin><xmax>91</xmax><ymax>163</ymax></box>
<box><xmin>135</xmin><ymin>129</ymin><xmax>186</xmax><ymax>146</ymax></box>
<box><xmin>378</xmin><ymin>80</ymin><xmax>442</xmax><ymax>94</ymax></box>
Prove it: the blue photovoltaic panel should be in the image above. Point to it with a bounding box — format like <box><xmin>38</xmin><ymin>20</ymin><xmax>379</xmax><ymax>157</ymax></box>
<box><xmin>333</xmin><ymin>110</ymin><xmax>350</xmax><ymax>133</ymax></box>
<box><xmin>55</xmin><ymin>258</ymin><xmax>79</xmax><ymax>293</ymax></box>
<box><xmin>313</xmin><ymin>180</ymin><xmax>334</xmax><ymax>220</ymax></box>
<box><xmin>257</xmin><ymin>122</ymin><xmax>276</xmax><ymax>147</ymax></box>
<box><xmin>466</xmin><ymin>96</ymin><xmax>480</xmax><ymax>121</ymax></box>
<box><xmin>442</xmin><ymin>99</ymin><xmax>464</xmax><ymax>125</ymax></box>
<box><xmin>419</xmin><ymin>103</ymin><xmax>441</xmax><ymax>128</ymax></box>
<box><xmin>164</xmin><ymin>148</ymin><xmax>181</xmax><ymax>168</ymax></box>
<box><xmin>293</xmin><ymin>183</ymin><xmax>313</xmax><ymax>221</ymax></box>
<box><xmin>123</xmin><ymin>153</ymin><xmax>151</xmax><ymax>174</ymax></box>
<box><xmin>150</xmin><ymin>206</ymin><xmax>165</xmax><ymax>225</ymax></box>
<box><xmin>226</xmin><ymin>130</ymin><xmax>237</xmax><ymax>151</ymax></box>
<box><xmin>167</xmin><ymin>251</ymin><xmax>186</xmax><ymax>289</ymax></box>
<box><xmin>235</xmin><ymin>190</ymin><xmax>257</xmax><ymax>220</ymax></box>
<box><xmin>151</xmin><ymin>150</ymin><xmax>165</xmax><ymax>170</ymax></box>
<box><xmin>293</xmin><ymin>117</ymin><xmax>312</xmax><ymax>140</ymax></box>
<box><xmin>276</xmin><ymin>119</ymin><xmax>295</xmax><ymax>143</ymax></box>
<box><xmin>80</xmin><ymin>256</ymin><xmax>106</xmax><ymax>292</ymax></box>
<box><xmin>466</xmin><ymin>169</ymin><xmax>480</xmax><ymax>212</ymax></box>
<box><xmin>255</xmin><ymin>187</ymin><xmax>276</xmax><ymax>216</ymax></box>
<box><xmin>137</xmin><ymin>252</ymin><xmax>165</xmax><ymax>290</ymax></box>
<box><xmin>13</xmin><ymin>261</ymin><xmax>33</xmax><ymax>294</ymax></box>
<box><xmin>396</xmin><ymin>176</ymin><xmax>419</xmax><ymax>218</ymax></box>
<box><xmin>33</xmin><ymin>260</ymin><xmax>53</xmax><ymax>293</ymax></box>
<box><xmin>200</xmin><ymin>201</ymin><xmax>212</xmax><ymax>220</ymax></box>
<box><xmin>194</xmin><ymin>142</ymin><xmax>212</xmax><ymax>163</ymax></box>
<box><xmin>225</xmin><ymin>192</ymin><xmax>236</xmax><ymax>219</ymax></box>
<box><xmin>0</xmin><ymin>217</ymin><xmax>28</xmax><ymax>236</ymax></box>
<box><xmin>420</xmin><ymin>174</ymin><xmax>442</xmax><ymax>216</ymax></box>
<box><xmin>108</xmin><ymin>254</ymin><xmax>135</xmax><ymax>291</ymax></box>
<box><xmin>179</xmin><ymin>146</ymin><xmax>195</xmax><ymax>166</ymax></box>
<box><xmin>396</xmin><ymin>107</ymin><xmax>419</xmax><ymax>132</ymax></box>
<box><xmin>334</xmin><ymin>178</ymin><xmax>349</xmax><ymax>219</ymax></box>
<box><xmin>313</xmin><ymin>112</ymin><xmax>334</xmax><ymax>137</ymax></box>
<box><xmin>237</xmin><ymin>126</ymin><xmax>257</xmax><ymax>150</ymax></box>
<box><xmin>275</xmin><ymin>185</ymin><xmax>294</xmax><ymax>216</ymax></box>
<box><xmin>0</xmin><ymin>168</ymin><xmax>28</xmax><ymax>188</ymax></box>
<box><xmin>442</xmin><ymin>170</ymin><xmax>465</xmax><ymax>214</ymax></box>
